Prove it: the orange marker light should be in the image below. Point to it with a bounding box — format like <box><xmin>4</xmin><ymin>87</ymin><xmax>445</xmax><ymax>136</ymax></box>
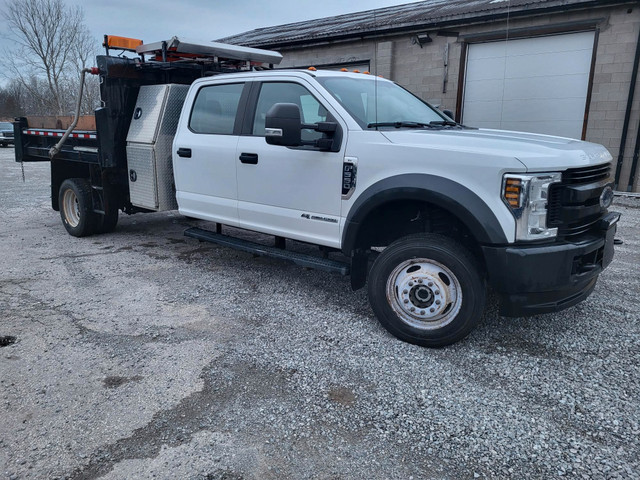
<box><xmin>340</xmin><ymin>68</ymin><xmax>348</xmax><ymax>72</ymax></box>
<box><xmin>308</xmin><ymin>66</ymin><xmax>317</xmax><ymax>71</ymax></box>
<box><xmin>353</xmin><ymin>70</ymin><xmax>360</xmax><ymax>73</ymax></box>
<box><xmin>503</xmin><ymin>178</ymin><xmax>523</xmax><ymax>208</ymax></box>
<box><xmin>105</xmin><ymin>35</ymin><xmax>143</xmax><ymax>51</ymax></box>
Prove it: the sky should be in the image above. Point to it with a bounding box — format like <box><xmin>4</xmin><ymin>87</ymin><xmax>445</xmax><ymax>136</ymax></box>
<box><xmin>0</xmin><ymin>0</ymin><xmax>424</xmax><ymax>58</ymax></box>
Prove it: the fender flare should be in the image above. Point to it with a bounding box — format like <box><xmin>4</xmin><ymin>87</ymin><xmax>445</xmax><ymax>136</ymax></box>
<box><xmin>341</xmin><ymin>174</ymin><xmax>508</xmax><ymax>255</ymax></box>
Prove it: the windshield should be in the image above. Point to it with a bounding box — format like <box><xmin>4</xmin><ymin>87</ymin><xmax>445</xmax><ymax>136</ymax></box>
<box><xmin>316</xmin><ymin>76</ymin><xmax>447</xmax><ymax>129</ymax></box>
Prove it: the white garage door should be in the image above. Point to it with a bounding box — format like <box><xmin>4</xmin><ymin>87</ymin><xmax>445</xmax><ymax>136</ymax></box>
<box><xmin>462</xmin><ymin>32</ymin><xmax>595</xmax><ymax>139</ymax></box>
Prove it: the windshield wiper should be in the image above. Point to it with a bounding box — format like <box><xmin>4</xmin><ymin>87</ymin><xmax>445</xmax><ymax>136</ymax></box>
<box><xmin>429</xmin><ymin>120</ymin><xmax>458</xmax><ymax>127</ymax></box>
<box><xmin>367</xmin><ymin>121</ymin><xmax>434</xmax><ymax>129</ymax></box>
<box><xmin>368</xmin><ymin>120</ymin><xmax>459</xmax><ymax>129</ymax></box>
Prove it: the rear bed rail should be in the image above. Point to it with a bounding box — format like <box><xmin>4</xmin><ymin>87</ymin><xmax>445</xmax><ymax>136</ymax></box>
<box><xmin>15</xmin><ymin>119</ymin><xmax>100</xmax><ymax>164</ymax></box>
<box><xmin>23</xmin><ymin>129</ymin><xmax>97</xmax><ymax>140</ymax></box>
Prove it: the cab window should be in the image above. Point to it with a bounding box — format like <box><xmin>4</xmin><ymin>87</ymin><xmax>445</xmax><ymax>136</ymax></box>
<box><xmin>252</xmin><ymin>82</ymin><xmax>329</xmax><ymax>142</ymax></box>
<box><xmin>189</xmin><ymin>83</ymin><xmax>244</xmax><ymax>134</ymax></box>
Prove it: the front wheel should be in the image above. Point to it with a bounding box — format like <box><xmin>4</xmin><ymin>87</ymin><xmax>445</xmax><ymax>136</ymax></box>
<box><xmin>367</xmin><ymin>234</ymin><xmax>485</xmax><ymax>347</ymax></box>
<box><xmin>58</xmin><ymin>178</ymin><xmax>96</xmax><ymax>237</ymax></box>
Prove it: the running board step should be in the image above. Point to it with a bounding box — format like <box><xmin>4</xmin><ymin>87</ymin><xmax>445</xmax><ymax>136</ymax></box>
<box><xmin>184</xmin><ymin>227</ymin><xmax>350</xmax><ymax>276</ymax></box>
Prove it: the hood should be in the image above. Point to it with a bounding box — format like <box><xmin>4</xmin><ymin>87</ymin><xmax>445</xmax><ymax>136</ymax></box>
<box><xmin>379</xmin><ymin>127</ymin><xmax>612</xmax><ymax>172</ymax></box>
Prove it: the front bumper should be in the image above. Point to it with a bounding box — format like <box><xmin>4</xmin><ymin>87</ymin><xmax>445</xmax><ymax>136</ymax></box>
<box><xmin>482</xmin><ymin>212</ymin><xmax>620</xmax><ymax>317</ymax></box>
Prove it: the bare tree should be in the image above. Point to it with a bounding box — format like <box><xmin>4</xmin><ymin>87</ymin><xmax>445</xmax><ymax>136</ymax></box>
<box><xmin>2</xmin><ymin>0</ymin><xmax>97</xmax><ymax>116</ymax></box>
<box><xmin>0</xmin><ymin>82</ymin><xmax>23</xmax><ymax>118</ymax></box>
<box><xmin>71</xmin><ymin>27</ymin><xmax>102</xmax><ymax>115</ymax></box>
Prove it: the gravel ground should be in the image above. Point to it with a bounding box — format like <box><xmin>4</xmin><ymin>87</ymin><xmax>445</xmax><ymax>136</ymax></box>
<box><xmin>1</xmin><ymin>147</ymin><xmax>639</xmax><ymax>480</ymax></box>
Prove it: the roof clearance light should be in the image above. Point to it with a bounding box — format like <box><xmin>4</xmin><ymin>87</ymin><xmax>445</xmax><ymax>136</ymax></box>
<box><xmin>353</xmin><ymin>70</ymin><xmax>360</xmax><ymax>73</ymax></box>
<box><xmin>363</xmin><ymin>71</ymin><xmax>370</xmax><ymax>74</ymax></box>
<box><xmin>105</xmin><ymin>35</ymin><xmax>143</xmax><ymax>51</ymax></box>
<box><xmin>308</xmin><ymin>67</ymin><xmax>317</xmax><ymax>71</ymax></box>
<box><xmin>340</xmin><ymin>68</ymin><xmax>348</xmax><ymax>72</ymax></box>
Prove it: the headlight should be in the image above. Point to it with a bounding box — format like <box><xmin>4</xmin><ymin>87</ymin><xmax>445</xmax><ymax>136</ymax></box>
<box><xmin>502</xmin><ymin>172</ymin><xmax>562</xmax><ymax>241</ymax></box>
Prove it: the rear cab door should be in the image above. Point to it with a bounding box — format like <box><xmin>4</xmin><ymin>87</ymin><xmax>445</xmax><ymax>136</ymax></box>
<box><xmin>173</xmin><ymin>79</ymin><xmax>250</xmax><ymax>226</ymax></box>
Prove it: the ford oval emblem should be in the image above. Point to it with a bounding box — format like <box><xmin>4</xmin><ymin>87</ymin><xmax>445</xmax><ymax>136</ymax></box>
<box><xmin>600</xmin><ymin>185</ymin><xmax>614</xmax><ymax>209</ymax></box>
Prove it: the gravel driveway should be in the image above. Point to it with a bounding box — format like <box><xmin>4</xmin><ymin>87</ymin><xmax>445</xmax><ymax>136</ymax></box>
<box><xmin>1</xmin><ymin>147</ymin><xmax>639</xmax><ymax>480</ymax></box>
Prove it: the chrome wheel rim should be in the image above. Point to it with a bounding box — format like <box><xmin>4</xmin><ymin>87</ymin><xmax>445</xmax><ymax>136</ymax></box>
<box><xmin>386</xmin><ymin>258</ymin><xmax>463</xmax><ymax>330</ymax></box>
<box><xmin>62</xmin><ymin>189</ymin><xmax>80</xmax><ymax>228</ymax></box>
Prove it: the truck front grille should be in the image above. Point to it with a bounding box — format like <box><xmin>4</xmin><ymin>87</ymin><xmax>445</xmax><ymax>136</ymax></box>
<box><xmin>548</xmin><ymin>163</ymin><xmax>612</xmax><ymax>240</ymax></box>
<box><xmin>561</xmin><ymin>163</ymin><xmax>611</xmax><ymax>184</ymax></box>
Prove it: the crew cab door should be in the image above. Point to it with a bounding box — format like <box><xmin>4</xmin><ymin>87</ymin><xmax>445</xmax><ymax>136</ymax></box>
<box><xmin>173</xmin><ymin>82</ymin><xmax>248</xmax><ymax>226</ymax></box>
<box><xmin>235</xmin><ymin>80</ymin><xmax>345</xmax><ymax>247</ymax></box>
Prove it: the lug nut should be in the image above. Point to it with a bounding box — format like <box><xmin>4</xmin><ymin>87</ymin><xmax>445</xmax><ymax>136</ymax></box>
<box><xmin>403</xmin><ymin>289</ymin><xmax>408</xmax><ymax>294</ymax></box>
<box><xmin>428</xmin><ymin>282</ymin><xmax>433</xmax><ymax>287</ymax></box>
<box><xmin>436</xmin><ymin>300</ymin><xmax>441</xmax><ymax>305</ymax></box>
<box><xmin>404</xmin><ymin>299</ymin><xmax>409</xmax><ymax>304</ymax></box>
<box><xmin>410</xmin><ymin>307</ymin><xmax>415</xmax><ymax>312</ymax></box>
<box><xmin>430</xmin><ymin>307</ymin><xmax>435</xmax><ymax>313</ymax></box>
<box><xmin>435</xmin><ymin>290</ymin><xmax>440</xmax><ymax>295</ymax></box>
<box><xmin>418</xmin><ymin>279</ymin><xmax>423</xmax><ymax>284</ymax></box>
<box><xmin>420</xmin><ymin>310</ymin><xmax>425</xmax><ymax>315</ymax></box>
<box><xmin>408</xmin><ymin>281</ymin><xmax>414</xmax><ymax>286</ymax></box>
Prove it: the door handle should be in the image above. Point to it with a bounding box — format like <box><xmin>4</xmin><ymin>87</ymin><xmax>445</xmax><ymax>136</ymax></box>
<box><xmin>177</xmin><ymin>148</ymin><xmax>192</xmax><ymax>158</ymax></box>
<box><xmin>239</xmin><ymin>152</ymin><xmax>258</xmax><ymax>165</ymax></box>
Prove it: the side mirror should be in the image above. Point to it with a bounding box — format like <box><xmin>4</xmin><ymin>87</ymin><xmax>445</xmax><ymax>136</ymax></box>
<box><xmin>265</xmin><ymin>103</ymin><xmax>302</xmax><ymax>147</ymax></box>
<box><xmin>443</xmin><ymin>109</ymin><xmax>455</xmax><ymax>121</ymax></box>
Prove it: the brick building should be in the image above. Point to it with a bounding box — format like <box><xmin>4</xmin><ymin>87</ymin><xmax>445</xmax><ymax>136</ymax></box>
<box><xmin>219</xmin><ymin>0</ymin><xmax>640</xmax><ymax>192</ymax></box>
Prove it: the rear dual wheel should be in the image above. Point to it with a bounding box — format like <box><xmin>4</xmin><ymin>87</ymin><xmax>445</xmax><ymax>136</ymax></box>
<box><xmin>95</xmin><ymin>189</ymin><xmax>119</xmax><ymax>234</ymax></box>
<box><xmin>58</xmin><ymin>178</ymin><xmax>118</xmax><ymax>237</ymax></box>
<box><xmin>368</xmin><ymin>234</ymin><xmax>485</xmax><ymax>347</ymax></box>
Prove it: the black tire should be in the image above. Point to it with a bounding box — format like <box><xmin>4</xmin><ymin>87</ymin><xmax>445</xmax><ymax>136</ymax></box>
<box><xmin>367</xmin><ymin>233</ymin><xmax>485</xmax><ymax>348</ymax></box>
<box><xmin>94</xmin><ymin>190</ymin><xmax>119</xmax><ymax>234</ymax></box>
<box><xmin>58</xmin><ymin>178</ymin><xmax>96</xmax><ymax>237</ymax></box>
<box><xmin>95</xmin><ymin>208</ymin><xmax>119</xmax><ymax>234</ymax></box>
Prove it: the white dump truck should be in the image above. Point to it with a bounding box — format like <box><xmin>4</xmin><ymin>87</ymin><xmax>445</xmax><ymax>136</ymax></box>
<box><xmin>14</xmin><ymin>35</ymin><xmax>620</xmax><ymax>347</ymax></box>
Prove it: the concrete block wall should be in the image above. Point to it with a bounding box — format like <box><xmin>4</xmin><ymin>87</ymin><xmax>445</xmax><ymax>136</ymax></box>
<box><xmin>279</xmin><ymin>41</ymin><xmax>374</xmax><ymax>71</ymax></box>
<box><xmin>588</xmin><ymin>7</ymin><xmax>640</xmax><ymax>191</ymax></box>
<box><xmin>277</xmin><ymin>5</ymin><xmax>640</xmax><ymax>191</ymax></box>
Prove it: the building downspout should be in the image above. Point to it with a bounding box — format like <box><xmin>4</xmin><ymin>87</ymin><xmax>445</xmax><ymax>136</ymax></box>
<box><xmin>628</xmin><ymin>81</ymin><xmax>640</xmax><ymax>192</ymax></box>
<box><xmin>614</xmin><ymin>25</ymin><xmax>640</xmax><ymax>190</ymax></box>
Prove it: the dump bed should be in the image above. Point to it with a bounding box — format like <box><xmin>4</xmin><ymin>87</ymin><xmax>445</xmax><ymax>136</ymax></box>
<box><xmin>13</xmin><ymin>35</ymin><xmax>282</xmax><ymax>217</ymax></box>
<box><xmin>15</xmin><ymin>122</ymin><xmax>99</xmax><ymax>164</ymax></box>
<box><xmin>14</xmin><ymin>36</ymin><xmax>283</xmax><ymax>169</ymax></box>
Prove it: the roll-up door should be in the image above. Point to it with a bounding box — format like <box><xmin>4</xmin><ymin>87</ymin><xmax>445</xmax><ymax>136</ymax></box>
<box><xmin>461</xmin><ymin>31</ymin><xmax>595</xmax><ymax>139</ymax></box>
